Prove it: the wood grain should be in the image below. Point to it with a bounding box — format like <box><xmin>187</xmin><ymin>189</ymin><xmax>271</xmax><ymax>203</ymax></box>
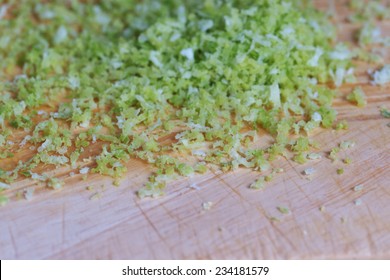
<box><xmin>0</xmin><ymin>0</ymin><xmax>389</xmax><ymax>259</ymax></box>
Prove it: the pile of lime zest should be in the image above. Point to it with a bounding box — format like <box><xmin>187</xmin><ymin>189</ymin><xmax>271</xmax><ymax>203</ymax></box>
<box><xmin>0</xmin><ymin>0</ymin><xmax>360</xmax><ymax>198</ymax></box>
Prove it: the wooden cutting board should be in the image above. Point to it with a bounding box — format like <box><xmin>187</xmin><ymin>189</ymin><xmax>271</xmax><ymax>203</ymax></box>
<box><xmin>1</xmin><ymin>0</ymin><xmax>389</xmax><ymax>259</ymax></box>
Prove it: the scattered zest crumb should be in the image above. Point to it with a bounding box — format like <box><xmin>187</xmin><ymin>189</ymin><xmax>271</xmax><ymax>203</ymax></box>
<box><xmin>340</xmin><ymin>140</ymin><xmax>355</xmax><ymax>150</ymax></box>
<box><xmin>0</xmin><ymin>182</ymin><xmax>11</xmax><ymax>190</ymax></box>
<box><xmin>337</xmin><ymin>168</ymin><xmax>344</xmax><ymax>175</ymax></box>
<box><xmin>329</xmin><ymin>147</ymin><xmax>340</xmax><ymax>162</ymax></box>
<box><xmin>307</xmin><ymin>153</ymin><xmax>322</xmax><ymax>160</ymax></box>
<box><xmin>79</xmin><ymin>167</ymin><xmax>90</xmax><ymax>174</ymax></box>
<box><xmin>277</xmin><ymin>206</ymin><xmax>290</xmax><ymax>215</ymax></box>
<box><xmin>371</xmin><ymin>65</ymin><xmax>390</xmax><ymax>85</ymax></box>
<box><xmin>0</xmin><ymin>195</ymin><xmax>9</xmax><ymax>206</ymax></box>
<box><xmin>343</xmin><ymin>157</ymin><xmax>352</xmax><ymax>165</ymax></box>
<box><xmin>269</xmin><ymin>216</ymin><xmax>281</xmax><ymax>223</ymax></box>
<box><xmin>380</xmin><ymin>107</ymin><xmax>390</xmax><ymax>118</ymax></box>
<box><xmin>354</xmin><ymin>199</ymin><xmax>362</xmax><ymax>206</ymax></box>
<box><xmin>353</xmin><ymin>184</ymin><xmax>364</xmax><ymax>192</ymax></box>
<box><xmin>188</xmin><ymin>183</ymin><xmax>201</xmax><ymax>191</ymax></box>
<box><xmin>202</xmin><ymin>201</ymin><xmax>213</xmax><ymax>211</ymax></box>
<box><xmin>335</xmin><ymin>120</ymin><xmax>349</xmax><ymax>131</ymax></box>
<box><xmin>90</xmin><ymin>192</ymin><xmax>102</xmax><ymax>200</ymax></box>
<box><xmin>347</xmin><ymin>87</ymin><xmax>367</xmax><ymax>107</ymax></box>
<box><xmin>302</xmin><ymin>167</ymin><xmax>316</xmax><ymax>176</ymax></box>
<box><xmin>249</xmin><ymin>177</ymin><xmax>265</xmax><ymax>190</ymax></box>
<box><xmin>23</xmin><ymin>187</ymin><xmax>35</xmax><ymax>201</ymax></box>
<box><xmin>47</xmin><ymin>178</ymin><xmax>64</xmax><ymax>190</ymax></box>
<box><xmin>264</xmin><ymin>174</ymin><xmax>273</xmax><ymax>182</ymax></box>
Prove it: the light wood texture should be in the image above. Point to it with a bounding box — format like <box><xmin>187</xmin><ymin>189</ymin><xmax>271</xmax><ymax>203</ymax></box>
<box><xmin>1</xmin><ymin>1</ymin><xmax>389</xmax><ymax>259</ymax></box>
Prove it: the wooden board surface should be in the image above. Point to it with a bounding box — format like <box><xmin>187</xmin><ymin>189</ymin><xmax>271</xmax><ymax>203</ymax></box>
<box><xmin>1</xmin><ymin>1</ymin><xmax>390</xmax><ymax>259</ymax></box>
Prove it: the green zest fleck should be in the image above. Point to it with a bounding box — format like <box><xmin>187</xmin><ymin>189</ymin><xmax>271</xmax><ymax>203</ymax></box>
<box><xmin>0</xmin><ymin>195</ymin><xmax>9</xmax><ymax>206</ymax></box>
<box><xmin>249</xmin><ymin>177</ymin><xmax>265</xmax><ymax>190</ymax></box>
<box><xmin>353</xmin><ymin>184</ymin><xmax>364</xmax><ymax>192</ymax></box>
<box><xmin>293</xmin><ymin>153</ymin><xmax>308</xmax><ymax>164</ymax></box>
<box><xmin>343</xmin><ymin>157</ymin><xmax>352</xmax><ymax>165</ymax></box>
<box><xmin>47</xmin><ymin>178</ymin><xmax>64</xmax><ymax>190</ymax></box>
<box><xmin>329</xmin><ymin>147</ymin><xmax>340</xmax><ymax>162</ymax></box>
<box><xmin>277</xmin><ymin>206</ymin><xmax>290</xmax><ymax>215</ymax></box>
<box><xmin>380</xmin><ymin>108</ymin><xmax>390</xmax><ymax>118</ymax></box>
<box><xmin>335</xmin><ymin>120</ymin><xmax>349</xmax><ymax>131</ymax></box>
<box><xmin>347</xmin><ymin>87</ymin><xmax>367</xmax><ymax>107</ymax></box>
<box><xmin>340</xmin><ymin>140</ymin><xmax>355</xmax><ymax>150</ymax></box>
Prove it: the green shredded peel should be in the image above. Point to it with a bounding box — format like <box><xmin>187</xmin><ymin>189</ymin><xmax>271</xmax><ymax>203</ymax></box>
<box><xmin>335</xmin><ymin>120</ymin><xmax>349</xmax><ymax>131</ymax></box>
<box><xmin>344</xmin><ymin>157</ymin><xmax>352</xmax><ymax>165</ymax></box>
<box><xmin>249</xmin><ymin>177</ymin><xmax>266</xmax><ymax>190</ymax></box>
<box><xmin>0</xmin><ymin>195</ymin><xmax>9</xmax><ymax>206</ymax></box>
<box><xmin>348</xmin><ymin>0</ymin><xmax>390</xmax><ymax>22</ymax></box>
<box><xmin>340</xmin><ymin>140</ymin><xmax>355</xmax><ymax>150</ymax></box>
<box><xmin>354</xmin><ymin>199</ymin><xmax>362</xmax><ymax>206</ymax></box>
<box><xmin>137</xmin><ymin>181</ymin><xmax>166</xmax><ymax>199</ymax></box>
<box><xmin>357</xmin><ymin>23</ymin><xmax>382</xmax><ymax>47</ymax></box>
<box><xmin>0</xmin><ymin>0</ymin><xmax>370</xmax><ymax>199</ymax></box>
<box><xmin>307</xmin><ymin>153</ymin><xmax>322</xmax><ymax>160</ymax></box>
<box><xmin>303</xmin><ymin>167</ymin><xmax>316</xmax><ymax>176</ymax></box>
<box><xmin>380</xmin><ymin>108</ymin><xmax>390</xmax><ymax>118</ymax></box>
<box><xmin>269</xmin><ymin>216</ymin><xmax>281</xmax><ymax>223</ymax></box>
<box><xmin>372</xmin><ymin>65</ymin><xmax>390</xmax><ymax>86</ymax></box>
<box><xmin>329</xmin><ymin>147</ymin><xmax>340</xmax><ymax>162</ymax></box>
<box><xmin>90</xmin><ymin>192</ymin><xmax>102</xmax><ymax>201</ymax></box>
<box><xmin>347</xmin><ymin>87</ymin><xmax>367</xmax><ymax>108</ymax></box>
<box><xmin>47</xmin><ymin>177</ymin><xmax>64</xmax><ymax>190</ymax></box>
<box><xmin>353</xmin><ymin>184</ymin><xmax>364</xmax><ymax>192</ymax></box>
<box><xmin>293</xmin><ymin>153</ymin><xmax>308</xmax><ymax>164</ymax></box>
<box><xmin>337</xmin><ymin>168</ymin><xmax>344</xmax><ymax>175</ymax></box>
<box><xmin>202</xmin><ymin>201</ymin><xmax>213</xmax><ymax>211</ymax></box>
<box><xmin>277</xmin><ymin>206</ymin><xmax>290</xmax><ymax>215</ymax></box>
